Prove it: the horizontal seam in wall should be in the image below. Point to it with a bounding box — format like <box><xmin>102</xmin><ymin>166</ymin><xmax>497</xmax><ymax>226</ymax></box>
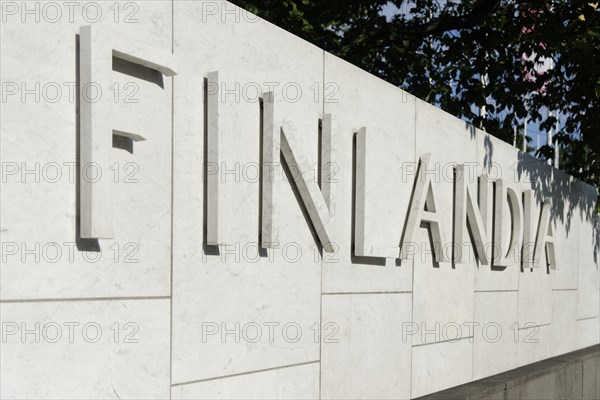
<box><xmin>0</xmin><ymin>296</ymin><xmax>170</xmax><ymax>304</ymax></box>
<box><xmin>171</xmin><ymin>360</ymin><xmax>320</xmax><ymax>387</ymax></box>
<box><xmin>517</xmin><ymin>323</ymin><xmax>551</xmax><ymax>330</ymax></box>
<box><xmin>412</xmin><ymin>336</ymin><xmax>474</xmax><ymax>347</ymax></box>
<box><xmin>577</xmin><ymin>316</ymin><xmax>599</xmax><ymax>321</ymax></box>
<box><xmin>322</xmin><ymin>291</ymin><xmax>412</xmax><ymax>295</ymax></box>
<box><xmin>552</xmin><ymin>288</ymin><xmax>578</xmax><ymax>291</ymax></box>
<box><xmin>474</xmin><ymin>290</ymin><xmax>518</xmax><ymax>293</ymax></box>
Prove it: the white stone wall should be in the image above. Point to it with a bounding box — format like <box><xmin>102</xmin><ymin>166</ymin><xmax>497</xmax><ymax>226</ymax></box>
<box><xmin>1</xmin><ymin>1</ymin><xmax>598</xmax><ymax>399</ymax></box>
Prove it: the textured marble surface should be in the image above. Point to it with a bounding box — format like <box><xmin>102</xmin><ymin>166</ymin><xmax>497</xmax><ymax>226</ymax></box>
<box><xmin>473</xmin><ymin>291</ymin><xmax>518</xmax><ymax>380</ymax></box>
<box><xmin>475</xmin><ymin>132</ymin><xmax>522</xmax><ymax>291</ymax></box>
<box><xmin>517</xmin><ymin>324</ymin><xmax>553</xmax><ymax>366</ymax></box>
<box><xmin>517</xmin><ymin>157</ymin><xmax>555</xmax><ymax>327</ymax></box>
<box><xmin>321</xmin><ymin>293</ymin><xmax>412</xmax><ymax>399</ymax></box>
<box><xmin>321</xmin><ymin>53</ymin><xmax>415</xmax><ymax>294</ymax></box>
<box><xmin>551</xmin><ymin>290</ymin><xmax>579</xmax><ymax>356</ymax></box>
<box><xmin>171</xmin><ymin>1</ymin><xmax>323</xmax><ymax>385</ymax></box>
<box><xmin>411</xmin><ymin>338</ymin><xmax>474</xmax><ymax>398</ymax></box>
<box><xmin>550</xmin><ymin>171</ymin><xmax>581</xmax><ymax>290</ymax></box>
<box><xmin>323</xmin><ymin>54</ymin><xmax>416</xmax><ymax>293</ymax></box>
<box><xmin>412</xmin><ymin>100</ymin><xmax>477</xmax><ymax>346</ymax></box>
<box><xmin>0</xmin><ymin>299</ymin><xmax>170</xmax><ymax>399</ymax></box>
<box><xmin>577</xmin><ymin>182</ymin><xmax>600</xmax><ymax>320</ymax></box>
<box><xmin>0</xmin><ymin>0</ymin><xmax>173</xmax><ymax>300</ymax></box>
<box><xmin>577</xmin><ymin>317</ymin><xmax>600</xmax><ymax>349</ymax></box>
<box><xmin>1</xmin><ymin>1</ymin><xmax>599</xmax><ymax>399</ymax></box>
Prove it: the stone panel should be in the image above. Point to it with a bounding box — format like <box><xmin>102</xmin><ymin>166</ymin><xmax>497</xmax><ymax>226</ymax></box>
<box><xmin>413</xmin><ymin>101</ymin><xmax>477</xmax><ymax>345</ymax></box>
<box><xmin>321</xmin><ymin>293</ymin><xmax>412</xmax><ymax>399</ymax></box>
<box><xmin>172</xmin><ymin>1</ymin><xmax>323</xmax><ymax>384</ymax></box>
<box><xmin>0</xmin><ymin>299</ymin><xmax>170</xmax><ymax>399</ymax></box>
<box><xmin>321</xmin><ymin>53</ymin><xmax>415</xmax><ymax>294</ymax></box>
<box><xmin>517</xmin><ymin>324</ymin><xmax>552</xmax><ymax>366</ymax></box>
<box><xmin>473</xmin><ymin>291</ymin><xmax>518</xmax><ymax>380</ymax></box>
<box><xmin>411</xmin><ymin>339</ymin><xmax>473</xmax><ymax>398</ymax></box>
<box><xmin>551</xmin><ymin>290</ymin><xmax>579</xmax><ymax>356</ymax></box>
<box><xmin>0</xmin><ymin>1</ymin><xmax>173</xmax><ymax>300</ymax></box>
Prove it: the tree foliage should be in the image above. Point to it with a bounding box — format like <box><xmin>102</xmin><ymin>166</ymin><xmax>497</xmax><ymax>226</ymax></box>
<box><xmin>232</xmin><ymin>0</ymin><xmax>600</xmax><ymax>204</ymax></box>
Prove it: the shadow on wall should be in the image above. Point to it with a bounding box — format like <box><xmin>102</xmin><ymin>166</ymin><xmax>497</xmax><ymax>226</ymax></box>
<box><xmin>477</xmin><ymin>125</ymin><xmax>600</xmax><ymax>267</ymax></box>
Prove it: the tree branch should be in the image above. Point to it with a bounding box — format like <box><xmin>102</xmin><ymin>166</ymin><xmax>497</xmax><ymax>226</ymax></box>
<box><xmin>411</xmin><ymin>0</ymin><xmax>502</xmax><ymax>36</ymax></box>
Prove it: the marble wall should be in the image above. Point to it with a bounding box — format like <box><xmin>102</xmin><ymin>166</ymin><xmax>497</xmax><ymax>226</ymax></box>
<box><xmin>1</xmin><ymin>1</ymin><xmax>598</xmax><ymax>399</ymax></box>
